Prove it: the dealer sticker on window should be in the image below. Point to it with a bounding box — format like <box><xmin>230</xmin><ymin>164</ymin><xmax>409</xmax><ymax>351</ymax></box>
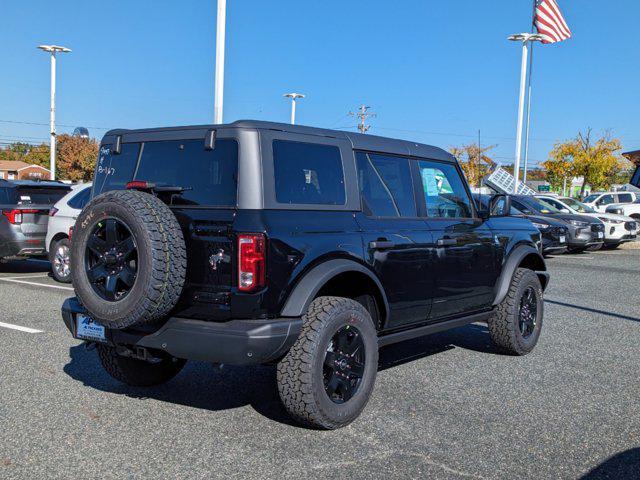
<box><xmin>76</xmin><ymin>315</ymin><xmax>106</xmax><ymax>342</ymax></box>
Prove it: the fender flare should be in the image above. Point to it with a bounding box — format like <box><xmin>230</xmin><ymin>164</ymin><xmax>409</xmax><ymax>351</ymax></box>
<box><xmin>493</xmin><ymin>245</ymin><xmax>548</xmax><ymax>306</ymax></box>
<box><xmin>280</xmin><ymin>258</ymin><xmax>390</xmax><ymax>319</ymax></box>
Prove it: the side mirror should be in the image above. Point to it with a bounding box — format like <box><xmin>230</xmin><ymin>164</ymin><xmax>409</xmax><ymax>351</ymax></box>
<box><xmin>488</xmin><ymin>194</ymin><xmax>511</xmax><ymax>217</ymax></box>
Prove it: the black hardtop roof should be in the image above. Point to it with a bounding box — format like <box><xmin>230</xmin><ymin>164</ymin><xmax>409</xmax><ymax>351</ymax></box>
<box><xmin>0</xmin><ymin>179</ymin><xmax>71</xmax><ymax>189</ymax></box>
<box><xmin>104</xmin><ymin>120</ymin><xmax>454</xmax><ymax>162</ymax></box>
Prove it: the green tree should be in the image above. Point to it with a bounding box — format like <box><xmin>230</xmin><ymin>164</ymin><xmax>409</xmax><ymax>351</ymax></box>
<box><xmin>450</xmin><ymin>143</ymin><xmax>495</xmax><ymax>187</ymax></box>
<box><xmin>23</xmin><ymin>143</ymin><xmax>50</xmax><ymax>169</ymax></box>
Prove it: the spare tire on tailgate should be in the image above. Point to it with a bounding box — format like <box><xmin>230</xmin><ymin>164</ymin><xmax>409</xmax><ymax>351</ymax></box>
<box><xmin>70</xmin><ymin>190</ymin><xmax>187</xmax><ymax>329</ymax></box>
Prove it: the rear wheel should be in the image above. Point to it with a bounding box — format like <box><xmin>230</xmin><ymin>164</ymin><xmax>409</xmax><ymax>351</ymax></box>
<box><xmin>487</xmin><ymin>268</ymin><xmax>544</xmax><ymax>356</ymax></box>
<box><xmin>96</xmin><ymin>344</ymin><xmax>186</xmax><ymax>387</ymax></box>
<box><xmin>50</xmin><ymin>238</ymin><xmax>72</xmax><ymax>283</ymax></box>
<box><xmin>277</xmin><ymin>296</ymin><xmax>378</xmax><ymax>429</ymax></box>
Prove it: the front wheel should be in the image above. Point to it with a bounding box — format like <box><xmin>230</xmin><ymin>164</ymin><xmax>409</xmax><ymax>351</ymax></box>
<box><xmin>96</xmin><ymin>344</ymin><xmax>186</xmax><ymax>387</ymax></box>
<box><xmin>277</xmin><ymin>296</ymin><xmax>379</xmax><ymax>429</ymax></box>
<box><xmin>487</xmin><ymin>268</ymin><xmax>544</xmax><ymax>356</ymax></box>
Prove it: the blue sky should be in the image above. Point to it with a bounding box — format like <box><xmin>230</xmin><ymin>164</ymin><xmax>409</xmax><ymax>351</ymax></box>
<box><xmin>1</xmin><ymin>0</ymin><xmax>639</xmax><ymax>168</ymax></box>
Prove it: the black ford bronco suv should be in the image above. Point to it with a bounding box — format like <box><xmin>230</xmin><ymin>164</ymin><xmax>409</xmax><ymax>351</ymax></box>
<box><xmin>62</xmin><ymin>120</ymin><xmax>549</xmax><ymax>429</ymax></box>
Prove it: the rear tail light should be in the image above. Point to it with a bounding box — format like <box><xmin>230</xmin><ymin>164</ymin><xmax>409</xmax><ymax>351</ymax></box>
<box><xmin>2</xmin><ymin>209</ymin><xmax>40</xmax><ymax>225</ymax></box>
<box><xmin>49</xmin><ymin>207</ymin><xmax>59</xmax><ymax>217</ymax></box>
<box><xmin>237</xmin><ymin>233</ymin><xmax>266</xmax><ymax>292</ymax></box>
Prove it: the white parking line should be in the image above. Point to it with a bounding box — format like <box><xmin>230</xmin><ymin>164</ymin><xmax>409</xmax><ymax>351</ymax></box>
<box><xmin>0</xmin><ymin>321</ymin><xmax>43</xmax><ymax>334</ymax></box>
<box><xmin>0</xmin><ymin>274</ymin><xmax>50</xmax><ymax>280</ymax></box>
<box><xmin>0</xmin><ymin>277</ymin><xmax>74</xmax><ymax>291</ymax></box>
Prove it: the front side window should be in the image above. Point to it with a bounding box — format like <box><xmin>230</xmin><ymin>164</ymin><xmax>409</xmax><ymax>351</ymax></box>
<box><xmin>597</xmin><ymin>194</ymin><xmax>615</xmax><ymax>205</ymax></box>
<box><xmin>417</xmin><ymin>160</ymin><xmax>473</xmax><ymax>218</ymax></box>
<box><xmin>134</xmin><ymin>139</ymin><xmax>238</xmax><ymax>206</ymax></box>
<box><xmin>356</xmin><ymin>152</ymin><xmax>416</xmax><ymax>217</ymax></box>
<box><xmin>273</xmin><ymin>140</ymin><xmax>345</xmax><ymax>205</ymax></box>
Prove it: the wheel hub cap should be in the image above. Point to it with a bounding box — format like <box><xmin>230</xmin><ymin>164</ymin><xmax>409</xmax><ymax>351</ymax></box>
<box><xmin>323</xmin><ymin>325</ymin><xmax>366</xmax><ymax>404</ymax></box>
<box><xmin>518</xmin><ymin>286</ymin><xmax>538</xmax><ymax>338</ymax></box>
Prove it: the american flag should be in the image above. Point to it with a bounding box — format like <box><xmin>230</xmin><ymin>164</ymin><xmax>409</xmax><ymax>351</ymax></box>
<box><xmin>534</xmin><ymin>0</ymin><xmax>572</xmax><ymax>44</ymax></box>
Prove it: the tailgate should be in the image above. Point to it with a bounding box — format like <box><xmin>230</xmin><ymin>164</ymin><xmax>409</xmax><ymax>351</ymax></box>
<box><xmin>17</xmin><ymin>207</ymin><xmax>51</xmax><ymax>236</ymax></box>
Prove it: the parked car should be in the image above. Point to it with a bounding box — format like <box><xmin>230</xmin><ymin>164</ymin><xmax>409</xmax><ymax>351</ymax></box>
<box><xmin>61</xmin><ymin>120</ymin><xmax>549</xmax><ymax>429</ymax></box>
<box><xmin>606</xmin><ymin>200</ymin><xmax>640</xmax><ymax>221</ymax></box>
<box><xmin>46</xmin><ymin>183</ymin><xmax>93</xmax><ymax>282</ymax></box>
<box><xmin>0</xmin><ymin>180</ymin><xmax>71</xmax><ymax>262</ymax></box>
<box><xmin>537</xmin><ymin>195</ymin><xmax>637</xmax><ymax>250</ymax></box>
<box><xmin>582</xmin><ymin>191</ymin><xmax>637</xmax><ymax>213</ymax></box>
<box><xmin>509</xmin><ymin>195</ymin><xmax>605</xmax><ymax>253</ymax></box>
<box><xmin>474</xmin><ymin>194</ymin><xmax>568</xmax><ymax>256</ymax></box>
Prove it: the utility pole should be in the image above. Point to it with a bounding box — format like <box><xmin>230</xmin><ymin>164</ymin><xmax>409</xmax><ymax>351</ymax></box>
<box><xmin>37</xmin><ymin>44</ymin><xmax>71</xmax><ymax>181</ymax></box>
<box><xmin>508</xmin><ymin>33</ymin><xmax>543</xmax><ymax>193</ymax></box>
<box><xmin>213</xmin><ymin>0</ymin><xmax>227</xmax><ymax>124</ymax></box>
<box><xmin>283</xmin><ymin>93</ymin><xmax>305</xmax><ymax>124</ymax></box>
<box><xmin>349</xmin><ymin>105</ymin><xmax>376</xmax><ymax>134</ymax></box>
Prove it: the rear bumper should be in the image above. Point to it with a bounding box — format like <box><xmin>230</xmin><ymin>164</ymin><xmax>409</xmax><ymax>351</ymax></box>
<box><xmin>61</xmin><ymin>297</ymin><xmax>302</xmax><ymax>365</ymax></box>
<box><xmin>0</xmin><ymin>239</ymin><xmax>46</xmax><ymax>258</ymax></box>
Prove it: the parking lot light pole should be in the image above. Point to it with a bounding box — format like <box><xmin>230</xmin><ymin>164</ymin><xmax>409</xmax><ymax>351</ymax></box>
<box><xmin>214</xmin><ymin>0</ymin><xmax>227</xmax><ymax>124</ymax></box>
<box><xmin>283</xmin><ymin>93</ymin><xmax>305</xmax><ymax>125</ymax></box>
<box><xmin>508</xmin><ymin>33</ymin><xmax>542</xmax><ymax>193</ymax></box>
<box><xmin>37</xmin><ymin>44</ymin><xmax>71</xmax><ymax>181</ymax></box>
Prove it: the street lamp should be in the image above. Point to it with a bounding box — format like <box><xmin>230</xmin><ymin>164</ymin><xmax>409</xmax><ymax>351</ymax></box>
<box><xmin>37</xmin><ymin>44</ymin><xmax>71</xmax><ymax>181</ymax></box>
<box><xmin>508</xmin><ymin>33</ymin><xmax>543</xmax><ymax>193</ymax></box>
<box><xmin>214</xmin><ymin>0</ymin><xmax>227</xmax><ymax>124</ymax></box>
<box><xmin>283</xmin><ymin>93</ymin><xmax>305</xmax><ymax>125</ymax></box>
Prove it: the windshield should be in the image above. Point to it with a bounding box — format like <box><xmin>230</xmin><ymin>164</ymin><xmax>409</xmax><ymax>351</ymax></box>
<box><xmin>520</xmin><ymin>197</ymin><xmax>562</xmax><ymax>215</ymax></box>
<box><xmin>583</xmin><ymin>194</ymin><xmax>599</xmax><ymax>203</ymax></box>
<box><xmin>561</xmin><ymin>197</ymin><xmax>596</xmax><ymax>213</ymax></box>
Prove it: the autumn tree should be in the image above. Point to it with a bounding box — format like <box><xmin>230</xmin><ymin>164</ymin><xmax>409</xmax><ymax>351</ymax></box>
<box><xmin>450</xmin><ymin>143</ymin><xmax>496</xmax><ymax>187</ymax></box>
<box><xmin>543</xmin><ymin>129</ymin><xmax>628</xmax><ymax>195</ymax></box>
<box><xmin>24</xmin><ymin>143</ymin><xmax>50</xmax><ymax>168</ymax></box>
<box><xmin>56</xmin><ymin>134</ymin><xmax>99</xmax><ymax>182</ymax></box>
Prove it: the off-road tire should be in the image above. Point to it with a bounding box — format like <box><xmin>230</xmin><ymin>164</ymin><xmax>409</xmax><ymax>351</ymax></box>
<box><xmin>277</xmin><ymin>296</ymin><xmax>378</xmax><ymax>430</ymax></box>
<box><xmin>487</xmin><ymin>268</ymin><xmax>543</xmax><ymax>356</ymax></box>
<box><xmin>96</xmin><ymin>344</ymin><xmax>186</xmax><ymax>387</ymax></box>
<box><xmin>71</xmin><ymin>190</ymin><xmax>187</xmax><ymax>329</ymax></box>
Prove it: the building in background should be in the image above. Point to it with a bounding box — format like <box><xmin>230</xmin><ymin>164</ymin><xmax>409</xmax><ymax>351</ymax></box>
<box><xmin>0</xmin><ymin>161</ymin><xmax>51</xmax><ymax>180</ymax></box>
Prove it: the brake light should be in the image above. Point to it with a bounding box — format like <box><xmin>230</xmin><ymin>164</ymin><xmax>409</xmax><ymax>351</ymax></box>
<box><xmin>237</xmin><ymin>233</ymin><xmax>266</xmax><ymax>292</ymax></box>
<box><xmin>49</xmin><ymin>207</ymin><xmax>59</xmax><ymax>217</ymax></box>
<box><xmin>2</xmin><ymin>209</ymin><xmax>39</xmax><ymax>225</ymax></box>
<box><xmin>126</xmin><ymin>181</ymin><xmax>155</xmax><ymax>190</ymax></box>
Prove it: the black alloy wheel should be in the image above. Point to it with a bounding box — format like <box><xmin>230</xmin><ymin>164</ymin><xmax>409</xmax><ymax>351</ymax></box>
<box><xmin>323</xmin><ymin>325</ymin><xmax>366</xmax><ymax>404</ymax></box>
<box><xmin>84</xmin><ymin>218</ymin><xmax>138</xmax><ymax>301</ymax></box>
<box><xmin>518</xmin><ymin>286</ymin><xmax>538</xmax><ymax>338</ymax></box>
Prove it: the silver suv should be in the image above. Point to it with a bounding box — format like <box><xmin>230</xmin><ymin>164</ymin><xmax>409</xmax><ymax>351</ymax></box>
<box><xmin>0</xmin><ymin>180</ymin><xmax>71</xmax><ymax>261</ymax></box>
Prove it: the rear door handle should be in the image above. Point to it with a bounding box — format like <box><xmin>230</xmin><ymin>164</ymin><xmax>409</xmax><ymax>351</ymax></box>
<box><xmin>437</xmin><ymin>238</ymin><xmax>458</xmax><ymax>247</ymax></box>
<box><xmin>369</xmin><ymin>240</ymin><xmax>395</xmax><ymax>250</ymax></box>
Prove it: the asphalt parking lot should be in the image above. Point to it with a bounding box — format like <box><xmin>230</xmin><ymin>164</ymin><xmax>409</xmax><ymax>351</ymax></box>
<box><xmin>1</xmin><ymin>250</ymin><xmax>639</xmax><ymax>479</ymax></box>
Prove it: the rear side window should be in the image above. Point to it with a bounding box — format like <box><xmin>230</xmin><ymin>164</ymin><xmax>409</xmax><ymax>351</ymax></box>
<box><xmin>15</xmin><ymin>187</ymin><xmax>70</xmax><ymax>205</ymax></box>
<box><xmin>273</xmin><ymin>140</ymin><xmax>345</xmax><ymax>205</ymax></box>
<box><xmin>94</xmin><ymin>143</ymin><xmax>141</xmax><ymax>195</ymax></box>
<box><xmin>356</xmin><ymin>152</ymin><xmax>416</xmax><ymax>217</ymax></box>
<box><xmin>134</xmin><ymin>139</ymin><xmax>238</xmax><ymax>206</ymax></box>
<box><xmin>67</xmin><ymin>187</ymin><xmax>92</xmax><ymax>210</ymax></box>
<box><xmin>630</xmin><ymin>167</ymin><xmax>640</xmax><ymax>188</ymax></box>
<box><xmin>618</xmin><ymin>193</ymin><xmax>634</xmax><ymax>203</ymax></box>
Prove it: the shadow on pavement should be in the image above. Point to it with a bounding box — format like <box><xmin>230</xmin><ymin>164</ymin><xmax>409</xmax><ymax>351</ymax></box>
<box><xmin>63</xmin><ymin>323</ymin><xmax>496</xmax><ymax>426</ymax></box>
<box><xmin>546</xmin><ymin>299</ymin><xmax>640</xmax><ymax>323</ymax></box>
<box><xmin>581</xmin><ymin>448</ymin><xmax>640</xmax><ymax>479</ymax></box>
<box><xmin>0</xmin><ymin>259</ymin><xmax>51</xmax><ymax>275</ymax></box>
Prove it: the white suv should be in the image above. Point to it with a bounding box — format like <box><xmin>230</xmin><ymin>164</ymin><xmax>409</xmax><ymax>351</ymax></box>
<box><xmin>606</xmin><ymin>200</ymin><xmax>640</xmax><ymax>222</ymax></box>
<box><xmin>46</xmin><ymin>183</ymin><xmax>92</xmax><ymax>282</ymax></box>
<box><xmin>537</xmin><ymin>195</ymin><xmax>638</xmax><ymax>249</ymax></box>
<box><xmin>582</xmin><ymin>191</ymin><xmax>637</xmax><ymax>213</ymax></box>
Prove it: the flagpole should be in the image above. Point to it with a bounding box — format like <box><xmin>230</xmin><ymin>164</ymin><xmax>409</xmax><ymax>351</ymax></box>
<box><xmin>522</xmin><ymin>0</ymin><xmax>537</xmax><ymax>185</ymax></box>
